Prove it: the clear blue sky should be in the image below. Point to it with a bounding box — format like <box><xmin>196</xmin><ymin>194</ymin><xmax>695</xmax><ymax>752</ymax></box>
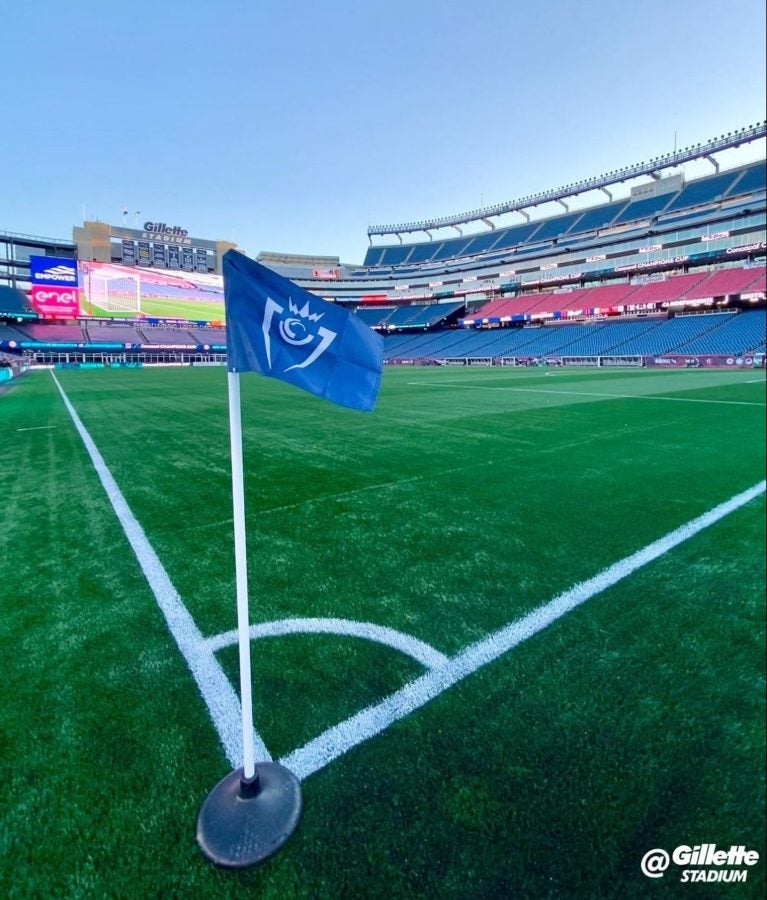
<box><xmin>1</xmin><ymin>0</ymin><xmax>765</xmax><ymax>263</ymax></box>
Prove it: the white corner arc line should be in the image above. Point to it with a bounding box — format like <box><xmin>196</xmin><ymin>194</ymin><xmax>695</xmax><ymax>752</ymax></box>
<box><xmin>206</xmin><ymin>618</ymin><xmax>450</xmax><ymax>670</ymax></box>
<box><xmin>280</xmin><ymin>479</ymin><xmax>766</xmax><ymax>781</ymax></box>
<box><xmin>50</xmin><ymin>372</ymin><xmax>268</xmax><ymax>768</ymax></box>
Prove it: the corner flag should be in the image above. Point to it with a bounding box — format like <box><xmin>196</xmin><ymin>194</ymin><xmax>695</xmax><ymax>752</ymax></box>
<box><xmin>198</xmin><ymin>251</ymin><xmax>383</xmax><ymax>867</ymax></box>
<box><xmin>224</xmin><ymin>249</ymin><xmax>383</xmax><ymax>412</ymax></box>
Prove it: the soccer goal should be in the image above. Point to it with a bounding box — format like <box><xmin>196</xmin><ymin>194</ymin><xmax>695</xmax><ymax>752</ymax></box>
<box><xmin>87</xmin><ymin>271</ymin><xmax>142</xmax><ymax>314</ymax></box>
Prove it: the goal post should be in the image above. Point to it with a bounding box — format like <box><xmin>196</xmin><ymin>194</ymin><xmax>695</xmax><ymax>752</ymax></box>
<box><xmin>87</xmin><ymin>270</ymin><xmax>142</xmax><ymax>314</ymax></box>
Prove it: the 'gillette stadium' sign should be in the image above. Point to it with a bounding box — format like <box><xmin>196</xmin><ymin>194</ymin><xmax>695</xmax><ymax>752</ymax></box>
<box><xmin>29</xmin><ymin>255</ymin><xmax>78</xmax><ymax>286</ymax></box>
<box><xmin>143</xmin><ymin>222</ymin><xmax>189</xmax><ymax>237</ymax></box>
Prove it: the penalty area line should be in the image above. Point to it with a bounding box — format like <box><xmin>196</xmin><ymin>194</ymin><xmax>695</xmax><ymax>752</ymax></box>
<box><xmin>280</xmin><ymin>479</ymin><xmax>766</xmax><ymax>781</ymax></box>
<box><xmin>50</xmin><ymin>371</ymin><xmax>269</xmax><ymax>769</ymax></box>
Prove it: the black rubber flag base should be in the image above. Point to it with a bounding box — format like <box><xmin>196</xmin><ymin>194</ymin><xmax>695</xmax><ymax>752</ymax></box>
<box><xmin>196</xmin><ymin>763</ymin><xmax>302</xmax><ymax>868</ymax></box>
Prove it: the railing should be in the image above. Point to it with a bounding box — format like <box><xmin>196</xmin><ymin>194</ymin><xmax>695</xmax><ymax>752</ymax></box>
<box><xmin>0</xmin><ymin>228</ymin><xmax>73</xmax><ymax>245</ymax></box>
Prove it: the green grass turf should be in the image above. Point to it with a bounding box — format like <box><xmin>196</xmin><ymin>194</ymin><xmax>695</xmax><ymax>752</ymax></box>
<box><xmin>85</xmin><ymin>296</ymin><xmax>224</xmax><ymax>321</ymax></box>
<box><xmin>0</xmin><ymin>365</ymin><xmax>764</xmax><ymax>897</ymax></box>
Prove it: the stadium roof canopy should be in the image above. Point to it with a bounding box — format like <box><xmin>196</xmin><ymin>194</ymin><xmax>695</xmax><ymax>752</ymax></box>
<box><xmin>367</xmin><ymin>121</ymin><xmax>767</xmax><ymax>241</ymax></box>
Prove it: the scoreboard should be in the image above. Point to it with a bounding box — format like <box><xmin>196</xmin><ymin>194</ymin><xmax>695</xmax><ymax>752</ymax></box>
<box><xmin>110</xmin><ymin>221</ymin><xmax>215</xmax><ymax>273</ymax></box>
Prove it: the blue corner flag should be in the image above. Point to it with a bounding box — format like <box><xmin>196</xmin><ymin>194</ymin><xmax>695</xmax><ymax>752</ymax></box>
<box><xmin>223</xmin><ymin>250</ymin><xmax>383</xmax><ymax>412</ymax></box>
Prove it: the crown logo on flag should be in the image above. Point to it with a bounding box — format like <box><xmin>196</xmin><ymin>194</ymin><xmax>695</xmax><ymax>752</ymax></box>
<box><xmin>288</xmin><ymin>298</ymin><xmax>324</xmax><ymax>323</ymax></box>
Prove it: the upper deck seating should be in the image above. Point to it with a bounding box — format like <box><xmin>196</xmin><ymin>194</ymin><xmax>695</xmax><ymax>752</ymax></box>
<box><xmin>663</xmin><ymin>171</ymin><xmax>742</xmax><ymax>213</ymax></box>
<box><xmin>725</xmin><ymin>162</ymin><xmax>767</xmax><ymax>196</ymax></box>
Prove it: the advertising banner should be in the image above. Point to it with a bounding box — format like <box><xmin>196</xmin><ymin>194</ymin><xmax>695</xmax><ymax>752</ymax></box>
<box><xmin>29</xmin><ymin>256</ymin><xmax>78</xmax><ymax>287</ymax></box>
<box><xmin>152</xmin><ymin>243</ymin><xmax>168</xmax><ymax>267</ymax></box>
<box><xmin>137</xmin><ymin>241</ymin><xmax>152</xmax><ymax>266</ymax></box>
<box><xmin>195</xmin><ymin>248</ymin><xmax>208</xmax><ymax>272</ymax></box>
<box><xmin>121</xmin><ymin>240</ymin><xmax>136</xmax><ymax>264</ymax></box>
<box><xmin>647</xmin><ymin>355</ymin><xmax>765</xmax><ymax>368</ymax></box>
<box><xmin>29</xmin><ymin>285</ymin><xmax>82</xmax><ymax>319</ymax></box>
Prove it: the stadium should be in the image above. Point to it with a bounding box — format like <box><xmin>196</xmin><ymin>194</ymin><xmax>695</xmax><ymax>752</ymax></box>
<box><xmin>1</xmin><ymin>118</ymin><xmax>765</xmax><ymax>897</ymax></box>
<box><xmin>1</xmin><ymin>124</ymin><xmax>765</xmax><ymax>371</ymax></box>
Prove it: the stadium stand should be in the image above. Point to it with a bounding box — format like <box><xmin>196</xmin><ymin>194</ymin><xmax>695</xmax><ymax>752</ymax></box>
<box><xmin>619</xmin><ymin>273</ymin><xmax>711</xmax><ymax>306</ymax></box>
<box><xmin>355</xmin><ymin>307</ymin><xmax>395</xmax><ymax>327</ymax></box>
<box><xmin>399</xmin><ymin>301</ymin><xmax>464</xmax><ymax>328</ymax></box>
<box><xmin>139</xmin><ymin>328</ymin><xmax>198</xmax><ymax>346</ymax></box>
<box><xmin>17</xmin><ymin>323</ymin><xmax>85</xmax><ymax>342</ymax></box>
<box><xmin>725</xmin><ymin>161</ymin><xmax>767</xmax><ymax>196</ymax></box>
<box><xmin>188</xmin><ymin>328</ymin><xmax>227</xmax><ymax>343</ymax></box>
<box><xmin>558</xmin><ymin>319</ymin><xmax>664</xmax><ymax>356</ymax></box>
<box><xmin>686</xmin><ymin>267</ymin><xmax>766</xmax><ymax>299</ymax></box>
<box><xmin>569</xmin><ymin>201</ymin><xmax>629</xmax><ymax>234</ymax></box>
<box><xmin>674</xmin><ymin>309</ymin><xmax>766</xmax><ymax>354</ymax></box>
<box><xmin>0</xmin><ymin>286</ymin><xmax>34</xmax><ymax>315</ymax></box>
<box><xmin>663</xmin><ymin>170</ymin><xmax>746</xmax><ymax>213</ymax></box>
<box><xmin>363</xmin><ymin>159</ymin><xmax>765</xmax><ymax>270</ymax></box>
<box><xmin>84</xmin><ymin>323</ymin><xmax>145</xmax><ymax>343</ymax></box>
<box><xmin>465</xmin><ymin>266</ymin><xmax>766</xmax><ymax>322</ymax></box>
<box><xmin>610</xmin><ymin>193</ymin><xmax>676</xmax><ymax>226</ymax></box>
<box><xmin>0</xmin><ymin>324</ymin><xmax>28</xmax><ymax>342</ymax></box>
<box><xmin>382</xmin><ymin>309</ymin><xmax>766</xmax><ymax>361</ymax></box>
<box><xmin>746</xmin><ymin>268</ymin><xmax>766</xmax><ymax>293</ymax></box>
<box><xmin>1</xmin><ymin>126</ymin><xmax>763</xmax><ymax>371</ymax></box>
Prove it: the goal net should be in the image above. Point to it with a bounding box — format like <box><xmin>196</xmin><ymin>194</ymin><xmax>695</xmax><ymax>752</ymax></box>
<box><xmin>87</xmin><ymin>271</ymin><xmax>141</xmax><ymax>314</ymax></box>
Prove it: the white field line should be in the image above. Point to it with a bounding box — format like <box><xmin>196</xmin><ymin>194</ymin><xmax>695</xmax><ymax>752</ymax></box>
<box><xmin>49</xmin><ymin>371</ymin><xmax>766</xmax><ymax>784</ymax></box>
<box><xmin>206</xmin><ymin>618</ymin><xmax>450</xmax><ymax>670</ymax></box>
<box><xmin>16</xmin><ymin>425</ymin><xmax>57</xmax><ymax>432</ymax></box>
<box><xmin>280</xmin><ymin>479</ymin><xmax>766</xmax><ymax>781</ymax></box>
<box><xmin>407</xmin><ymin>381</ymin><xmax>766</xmax><ymax>407</ymax></box>
<box><xmin>51</xmin><ymin>372</ymin><xmax>269</xmax><ymax>767</ymax></box>
<box><xmin>251</xmin><ymin>463</ymin><xmax>486</xmax><ymax>518</ymax></box>
<box><xmin>177</xmin><ymin>468</ymin><xmax>486</xmax><ymax>536</ymax></box>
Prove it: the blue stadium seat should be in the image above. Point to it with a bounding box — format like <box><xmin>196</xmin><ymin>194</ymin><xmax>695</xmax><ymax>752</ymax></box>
<box><xmin>462</xmin><ymin>231</ymin><xmax>507</xmax><ymax>254</ymax></box>
<box><xmin>379</xmin><ymin>246</ymin><xmax>414</xmax><ymax>266</ymax></box>
<box><xmin>567</xmin><ymin>201</ymin><xmax>627</xmax><ymax>235</ymax></box>
<box><xmin>407</xmin><ymin>242</ymin><xmax>441</xmax><ymax>263</ymax></box>
<box><xmin>488</xmin><ymin>222</ymin><xmax>542</xmax><ymax>251</ymax></box>
<box><xmin>530</xmin><ymin>211</ymin><xmax>587</xmax><ymax>242</ymax></box>
<box><xmin>382</xmin><ymin>311</ymin><xmax>767</xmax><ymax>361</ymax></box>
<box><xmin>726</xmin><ymin>162</ymin><xmax>767</xmax><ymax>197</ymax></box>
<box><xmin>664</xmin><ymin>171</ymin><xmax>742</xmax><ymax>213</ymax></box>
<box><xmin>610</xmin><ymin>193</ymin><xmax>677</xmax><ymax>226</ymax></box>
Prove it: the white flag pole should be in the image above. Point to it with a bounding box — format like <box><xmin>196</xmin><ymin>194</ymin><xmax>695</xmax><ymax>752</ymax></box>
<box><xmin>196</xmin><ymin>287</ymin><xmax>302</xmax><ymax>870</ymax></box>
<box><xmin>227</xmin><ymin>370</ymin><xmax>256</xmax><ymax>780</ymax></box>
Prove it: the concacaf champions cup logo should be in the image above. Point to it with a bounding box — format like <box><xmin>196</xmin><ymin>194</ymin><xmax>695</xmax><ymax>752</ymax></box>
<box><xmin>261</xmin><ymin>296</ymin><xmax>337</xmax><ymax>373</ymax></box>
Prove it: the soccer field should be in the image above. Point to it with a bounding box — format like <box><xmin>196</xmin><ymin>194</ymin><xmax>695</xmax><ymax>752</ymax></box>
<box><xmin>1</xmin><ymin>365</ymin><xmax>765</xmax><ymax>897</ymax></box>
<box><xmin>87</xmin><ymin>296</ymin><xmax>225</xmax><ymax>321</ymax></box>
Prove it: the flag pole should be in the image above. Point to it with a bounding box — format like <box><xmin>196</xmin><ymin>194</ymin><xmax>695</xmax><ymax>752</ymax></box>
<box><xmin>195</xmin><ymin>369</ymin><xmax>302</xmax><ymax>869</ymax></box>
<box><xmin>228</xmin><ymin>370</ymin><xmax>256</xmax><ymax>781</ymax></box>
